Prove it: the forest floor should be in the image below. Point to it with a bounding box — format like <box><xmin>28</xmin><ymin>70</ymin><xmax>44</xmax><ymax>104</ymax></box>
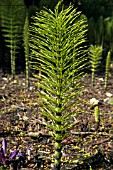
<box><xmin>0</xmin><ymin>70</ymin><xmax>113</xmax><ymax>170</ymax></box>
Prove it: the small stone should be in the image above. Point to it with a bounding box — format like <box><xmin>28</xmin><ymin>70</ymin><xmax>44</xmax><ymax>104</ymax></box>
<box><xmin>1</xmin><ymin>85</ymin><xmax>6</xmax><ymax>89</ymax></box>
<box><xmin>107</xmin><ymin>98</ymin><xmax>113</xmax><ymax>104</ymax></box>
<box><xmin>2</xmin><ymin>77</ymin><xmax>7</xmax><ymax>81</ymax></box>
<box><xmin>23</xmin><ymin>116</ymin><xmax>29</xmax><ymax>121</ymax></box>
<box><xmin>104</xmin><ymin>98</ymin><xmax>109</xmax><ymax>103</ymax></box>
<box><xmin>106</xmin><ymin>92</ymin><xmax>112</xmax><ymax>97</ymax></box>
<box><xmin>13</xmin><ymin>80</ymin><xmax>17</xmax><ymax>83</ymax></box>
<box><xmin>29</xmin><ymin>86</ymin><xmax>33</xmax><ymax>90</ymax></box>
<box><xmin>90</xmin><ymin>98</ymin><xmax>99</xmax><ymax>105</ymax></box>
<box><xmin>98</xmin><ymin>78</ymin><xmax>104</xmax><ymax>81</ymax></box>
<box><xmin>104</xmin><ymin>97</ymin><xmax>113</xmax><ymax>104</ymax></box>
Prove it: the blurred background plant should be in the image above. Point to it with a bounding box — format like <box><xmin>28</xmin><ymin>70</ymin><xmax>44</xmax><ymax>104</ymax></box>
<box><xmin>104</xmin><ymin>51</ymin><xmax>111</xmax><ymax>89</ymax></box>
<box><xmin>0</xmin><ymin>0</ymin><xmax>25</xmax><ymax>79</ymax></box>
<box><xmin>88</xmin><ymin>44</ymin><xmax>102</xmax><ymax>86</ymax></box>
<box><xmin>0</xmin><ymin>0</ymin><xmax>113</xmax><ymax>75</ymax></box>
<box><xmin>23</xmin><ymin>9</ymin><xmax>30</xmax><ymax>87</ymax></box>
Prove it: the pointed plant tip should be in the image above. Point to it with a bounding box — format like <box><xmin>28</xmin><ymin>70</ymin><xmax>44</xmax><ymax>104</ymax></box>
<box><xmin>10</xmin><ymin>150</ymin><xmax>19</xmax><ymax>160</ymax></box>
<box><xmin>0</xmin><ymin>149</ymin><xmax>6</xmax><ymax>164</ymax></box>
<box><xmin>55</xmin><ymin>0</ymin><xmax>63</xmax><ymax>9</ymax></box>
<box><xmin>0</xmin><ymin>151</ymin><xmax>2</xmax><ymax>159</ymax></box>
<box><xmin>17</xmin><ymin>153</ymin><xmax>26</xmax><ymax>159</ymax></box>
<box><xmin>2</xmin><ymin>138</ymin><xmax>7</xmax><ymax>155</ymax></box>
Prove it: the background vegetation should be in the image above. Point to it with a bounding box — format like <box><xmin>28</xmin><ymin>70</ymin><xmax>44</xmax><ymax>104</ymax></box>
<box><xmin>0</xmin><ymin>0</ymin><xmax>113</xmax><ymax>73</ymax></box>
<box><xmin>0</xmin><ymin>0</ymin><xmax>113</xmax><ymax>169</ymax></box>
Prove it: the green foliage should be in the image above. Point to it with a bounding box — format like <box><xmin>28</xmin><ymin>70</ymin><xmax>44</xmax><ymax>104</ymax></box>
<box><xmin>94</xmin><ymin>106</ymin><xmax>100</xmax><ymax>123</ymax></box>
<box><xmin>88</xmin><ymin>15</ymin><xmax>113</xmax><ymax>52</ymax></box>
<box><xmin>88</xmin><ymin>16</ymin><xmax>104</xmax><ymax>45</ymax></box>
<box><xmin>23</xmin><ymin>11</ymin><xmax>30</xmax><ymax>87</ymax></box>
<box><xmin>104</xmin><ymin>51</ymin><xmax>111</xmax><ymax>89</ymax></box>
<box><xmin>104</xmin><ymin>17</ymin><xmax>113</xmax><ymax>51</ymax></box>
<box><xmin>38</xmin><ymin>0</ymin><xmax>57</xmax><ymax>10</ymax></box>
<box><xmin>108</xmin><ymin>101</ymin><xmax>113</xmax><ymax>105</ymax></box>
<box><xmin>89</xmin><ymin>45</ymin><xmax>102</xmax><ymax>86</ymax></box>
<box><xmin>30</xmin><ymin>0</ymin><xmax>88</xmax><ymax>169</ymax></box>
<box><xmin>96</xmin><ymin>16</ymin><xmax>104</xmax><ymax>45</ymax></box>
<box><xmin>80</xmin><ymin>0</ymin><xmax>113</xmax><ymax>18</ymax></box>
<box><xmin>88</xmin><ymin>17</ymin><xmax>96</xmax><ymax>44</ymax></box>
<box><xmin>80</xmin><ymin>14</ymin><xmax>88</xmax><ymax>22</ymax></box>
<box><xmin>94</xmin><ymin>105</ymin><xmax>100</xmax><ymax>131</ymax></box>
<box><xmin>1</xmin><ymin>0</ymin><xmax>25</xmax><ymax>78</ymax></box>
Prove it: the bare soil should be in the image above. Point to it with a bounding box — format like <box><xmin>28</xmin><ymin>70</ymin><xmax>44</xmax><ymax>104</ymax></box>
<box><xmin>0</xmin><ymin>71</ymin><xmax>113</xmax><ymax>169</ymax></box>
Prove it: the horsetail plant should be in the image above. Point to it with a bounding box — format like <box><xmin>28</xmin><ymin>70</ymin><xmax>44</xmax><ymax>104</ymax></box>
<box><xmin>94</xmin><ymin>106</ymin><xmax>100</xmax><ymax>131</ymax></box>
<box><xmin>1</xmin><ymin>0</ymin><xmax>25</xmax><ymax>78</ymax></box>
<box><xmin>23</xmin><ymin>10</ymin><xmax>30</xmax><ymax>87</ymax></box>
<box><xmin>89</xmin><ymin>45</ymin><xmax>102</xmax><ymax>86</ymax></box>
<box><xmin>104</xmin><ymin>51</ymin><xmax>111</xmax><ymax>89</ymax></box>
<box><xmin>30</xmin><ymin>1</ymin><xmax>88</xmax><ymax>169</ymax></box>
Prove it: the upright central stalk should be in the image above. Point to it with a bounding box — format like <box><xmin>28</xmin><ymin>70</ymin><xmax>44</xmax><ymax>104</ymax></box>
<box><xmin>52</xmin><ymin>94</ymin><xmax>63</xmax><ymax>169</ymax></box>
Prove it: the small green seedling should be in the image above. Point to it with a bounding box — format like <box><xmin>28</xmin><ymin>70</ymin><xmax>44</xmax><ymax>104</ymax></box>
<box><xmin>94</xmin><ymin>106</ymin><xmax>100</xmax><ymax>123</ymax></box>
<box><xmin>104</xmin><ymin>51</ymin><xmax>111</xmax><ymax>89</ymax></box>
<box><xmin>89</xmin><ymin>45</ymin><xmax>102</xmax><ymax>86</ymax></box>
<box><xmin>94</xmin><ymin>106</ymin><xmax>100</xmax><ymax>131</ymax></box>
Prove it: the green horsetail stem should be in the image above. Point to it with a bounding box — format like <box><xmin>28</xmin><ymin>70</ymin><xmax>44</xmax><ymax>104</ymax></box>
<box><xmin>94</xmin><ymin>106</ymin><xmax>100</xmax><ymax>123</ymax></box>
<box><xmin>104</xmin><ymin>51</ymin><xmax>111</xmax><ymax>89</ymax></box>
<box><xmin>11</xmin><ymin>49</ymin><xmax>15</xmax><ymax>79</ymax></box>
<box><xmin>94</xmin><ymin>106</ymin><xmax>100</xmax><ymax>131</ymax></box>
<box><xmin>24</xmin><ymin>11</ymin><xmax>30</xmax><ymax>87</ymax></box>
<box><xmin>91</xmin><ymin>69</ymin><xmax>95</xmax><ymax>87</ymax></box>
<box><xmin>52</xmin><ymin>139</ymin><xmax>62</xmax><ymax>170</ymax></box>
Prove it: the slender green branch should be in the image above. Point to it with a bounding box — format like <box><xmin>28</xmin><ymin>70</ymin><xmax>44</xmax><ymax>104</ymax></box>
<box><xmin>104</xmin><ymin>51</ymin><xmax>111</xmax><ymax>89</ymax></box>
